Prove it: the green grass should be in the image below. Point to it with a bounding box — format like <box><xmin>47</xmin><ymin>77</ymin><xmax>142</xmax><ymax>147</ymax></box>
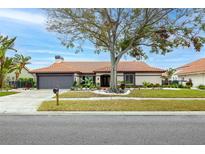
<box><xmin>127</xmin><ymin>89</ymin><xmax>205</xmax><ymax>98</ymax></box>
<box><xmin>0</xmin><ymin>92</ymin><xmax>18</xmax><ymax>97</ymax></box>
<box><xmin>38</xmin><ymin>99</ymin><xmax>205</xmax><ymax>111</ymax></box>
<box><xmin>59</xmin><ymin>89</ymin><xmax>205</xmax><ymax>98</ymax></box>
<box><xmin>59</xmin><ymin>91</ymin><xmax>115</xmax><ymax>98</ymax></box>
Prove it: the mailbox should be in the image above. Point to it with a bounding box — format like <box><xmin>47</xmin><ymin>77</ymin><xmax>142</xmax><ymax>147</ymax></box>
<box><xmin>53</xmin><ymin>88</ymin><xmax>59</xmax><ymax>94</ymax></box>
<box><xmin>53</xmin><ymin>88</ymin><xmax>59</xmax><ymax>106</ymax></box>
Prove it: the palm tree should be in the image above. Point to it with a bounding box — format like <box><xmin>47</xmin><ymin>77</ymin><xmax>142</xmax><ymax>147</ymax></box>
<box><xmin>13</xmin><ymin>54</ymin><xmax>31</xmax><ymax>81</ymax></box>
<box><xmin>0</xmin><ymin>57</ymin><xmax>16</xmax><ymax>88</ymax></box>
<box><xmin>0</xmin><ymin>35</ymin><xmax>17</xmax><ymax>89</ymax></box>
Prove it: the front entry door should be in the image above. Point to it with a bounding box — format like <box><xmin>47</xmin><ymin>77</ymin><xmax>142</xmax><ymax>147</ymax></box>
<box><xmin>100</xmin><ymin>75</ymin><xmax>110</xmax><ymax>87</ymax></box>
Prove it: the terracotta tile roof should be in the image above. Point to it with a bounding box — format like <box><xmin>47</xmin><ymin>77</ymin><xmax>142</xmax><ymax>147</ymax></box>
<box><xmin>94</xmin><ymin>61</ymin><xmax>164</xmax><ymax>73</ymax></box>
<box><xmin>31</xmin><ymin>61</ymin><xmax>165</xmax><ymax>74</ymax></box>
<box><xmin>176</xmin><ymin>58</ymin><xmax>205</xmax><ymax>75</ymax></box>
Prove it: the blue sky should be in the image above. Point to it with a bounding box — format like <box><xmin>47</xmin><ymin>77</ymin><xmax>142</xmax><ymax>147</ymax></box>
<box><xmin>0</xmin><ymin>8</ymin><xmax>205</xmax><ymax>70</ymax></box>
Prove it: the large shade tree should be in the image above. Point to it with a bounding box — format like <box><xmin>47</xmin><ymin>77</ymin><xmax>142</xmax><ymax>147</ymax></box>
<box><xmin>0</xmin><ymin>35</ymin><xmax>17</xmax><ymax>89</ymax></box>
<box><xmin>46</xmin><ymin>8</ymin><xmax>205</xmax><ymax>92</ymax></box>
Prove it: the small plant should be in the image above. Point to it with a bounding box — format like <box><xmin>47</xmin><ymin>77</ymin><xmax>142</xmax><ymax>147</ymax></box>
<box><xmin>186</xmin><ymin>79</ymin><xmax>193</xmax><ymax>87</ymax></box>
<box><xmin>81</xmin><ymin>77</ymin><xmax>95</xmax><ymax>89</ymax></box>
<box><xmin>142</xmin><ymin>81</ymin><xmax>151</xmax><ymax>88</ymax></box>
<box><xmin>72</xmin><ymin>81</ymin><xmax>77</xmax><ymax>87</ymax></box>
<box><xmin>154</xmin><ymin>83</ymin><xmax>161</xmax><ymax>88</ymax></box>
<box><xmin>2</xmin><ymin>84</ymin><xmax>12</xmax><ymax>91</ymax></box>
<box><xmin>198</xmin><ymin>85</ymin><xmax>205</xmax><ymax>90</ymax></box>
<box><xmin>16</xmin><ymin>78</ymin><xmax>35</xmax><ymax>89</ymax></box>
<box><xmin>120</xmin><ymin>83</ymin><xmax>126</xmax><ymax>90</ymax></box>
<box><xmin>178</xmin><ymin>84</ymin><xmax>184</xmax><ymax>88</ymax></box>
<box><xmin>149</xmin><ymin>83</ymin><xmax>154</xmax><ymax>88</ymax></box>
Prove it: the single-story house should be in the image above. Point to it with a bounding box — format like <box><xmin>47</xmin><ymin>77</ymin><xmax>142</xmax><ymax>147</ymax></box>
<box><xmin>176</xmin><ymin>58</ymin><xmax>205</xmax><ymax>87</ymax></box>
<box><xmin>31</xmin><ymin>56</ymin><xmax>165</xmax><ymax>89</ymax></box>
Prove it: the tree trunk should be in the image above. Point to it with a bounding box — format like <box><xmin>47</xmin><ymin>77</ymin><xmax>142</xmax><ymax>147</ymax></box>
<box><xmin>109</xmin><ymin>53</ymin><xmax>119</xmax><ymax>93</ymax></box>
<box><xmin>0</xmin><ymin>74</ymin><xmax>4</xmax><ymax>89</ymax></box>
<box><xmin>15</xmin><ymin>72</ymin><xmax>19</xmax><ymax>81</ymax></box>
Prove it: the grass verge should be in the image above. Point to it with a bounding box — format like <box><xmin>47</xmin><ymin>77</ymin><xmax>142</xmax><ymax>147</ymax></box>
<box><xmin>59</xmin><ymin>89</ymin><xmax>205</xmax><ymax>98</ymax></box>
<box><xmin>58</xmin><ymin>91</ymin><xmax>115</xmax><ymax>98</ymax></box>
<box><xmin>127</xmin><ymin>89</ymin><xmax>205</xmax><ymax>98</ymax></box>
<box><xmin>0</xmin><ymin>92</ymin><xmax>18</xmax><ymax>97</ymax></box>
<box><xmin>38</xmin><ymin>100</ymin><xmax>205</xmax><ymax>111</ymax></box>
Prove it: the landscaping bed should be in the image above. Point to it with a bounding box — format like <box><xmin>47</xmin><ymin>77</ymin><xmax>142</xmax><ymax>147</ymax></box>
<box><xmin>59</xmin><ymin>89</ymin><xmax>205</xmax><ymax>98</ymax></box>
<box><xmin>0</xmin><ymin>92</ymin><xmax>18</xmax><ymax>97</ymax></box>
<box><xmin>39</xmin><ymin>100</ymin><xmax>205</xmax><ymax>111</ymax></box>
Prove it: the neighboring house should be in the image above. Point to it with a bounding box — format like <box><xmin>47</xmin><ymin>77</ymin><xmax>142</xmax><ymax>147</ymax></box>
<box><xmin>6</xmin><ymin>67</ymin><xmax>36</xmax><ymax>82</ymax></box>
<box><xmin>162</xmin><ymin>70</ymin><xmax>180</xmax><ymax>81</ymax></box>
<box><xmin>176</xmin><ymin>58</ymin><xmax>205</xmax><ymax>87</ymax></box>
<box><xmin>31</xmin><ymin>56</ymin><xmax>165</xmax><ymax>89</ymax></box>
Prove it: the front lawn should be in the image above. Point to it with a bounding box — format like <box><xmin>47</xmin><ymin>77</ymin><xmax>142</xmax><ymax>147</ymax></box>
<box><xmin>0</xmin><ymin>92</ymin><xmax>18</xmax><ymax>97</ymax></box>
<box><xmin>128</xmin><ymin>89</ymin><xmax>205</xmax><ymax>98</ymax></box>
<box><xmin>59</xmin><ymin>89</ymin><xmax>205</xmax><ymax>98</ymax></box>
<box><xmin>38</xmin><ymin>100</ymin><xmax>205</xmax><ymax>111</ymax></box>
<box><xmin>59</xmin><ymin>91</ymin><xmax>113</xmax><ymax>98</ymax></box>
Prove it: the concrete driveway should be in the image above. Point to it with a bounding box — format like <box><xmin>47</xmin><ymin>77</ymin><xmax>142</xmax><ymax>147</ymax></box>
<box><xmin>0</xmin><ymin>90</ymin><xmax>55</xmax><ymax>113</ymax></box>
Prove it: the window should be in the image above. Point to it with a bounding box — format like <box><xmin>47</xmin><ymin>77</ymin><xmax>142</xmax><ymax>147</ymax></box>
<box><xmin>124</xmin><ymin>74</ymin><xmax>135</xmax><ymax>85</ymax></box>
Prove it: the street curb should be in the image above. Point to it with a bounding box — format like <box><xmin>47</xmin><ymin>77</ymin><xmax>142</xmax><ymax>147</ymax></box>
<box><xmin>1</xmin><ymin>111</ymin><xmax>205</xmax><ymax>116</ymax></box>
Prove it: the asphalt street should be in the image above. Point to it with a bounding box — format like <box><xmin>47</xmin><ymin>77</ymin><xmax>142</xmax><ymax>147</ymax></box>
<box><xmin>1</xmin><ymin>115</ymin><xmax>205</xmax><ymax>144</ymax></box>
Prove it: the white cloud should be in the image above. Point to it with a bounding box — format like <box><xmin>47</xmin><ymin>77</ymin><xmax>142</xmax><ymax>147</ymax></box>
<box><xmin>25</xmin><ymin>49</ymin><xmax>78</xmax><ymax>56</ymax></box>
<box><xmin>0</xmin><ymin>9</ymin><xmax>45</xmax><ymax>25</ymax></box>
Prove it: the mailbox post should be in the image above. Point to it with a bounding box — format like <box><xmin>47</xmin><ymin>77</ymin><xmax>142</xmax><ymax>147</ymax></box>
<box><xmin>53</xmin><ymin>88</ymin><xmax>59</xmax><ymax>106</ymax></box>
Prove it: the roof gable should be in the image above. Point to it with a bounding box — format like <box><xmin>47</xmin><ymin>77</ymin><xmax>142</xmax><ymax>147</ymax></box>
<box><xmin>177</xmin><ymin>58</ymin><xmax>205</xmax><ymax>75</ymax></box>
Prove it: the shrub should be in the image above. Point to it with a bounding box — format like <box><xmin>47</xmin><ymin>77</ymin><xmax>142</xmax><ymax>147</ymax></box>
<box><xmin>81</xmin><ymin>77</ymin><xmax>95</xmax><ymax>89</ymax></box>
<box><xmin>142</xmin><ymin>81</ymin><xmax>151</xmax><ymax>88</ymax></box>
<box><xmin>154</xmin><ymin>83</ymin><xmax>161</xmax><ymax>87</ymax></box>
<box><xmin>178</xmin><ymin>84</ymin><xmax>184</xmax><ymax>88</ymax></box>
<box><xmin>171</xmin><ymin>80</ymin><xmax>179</xmax><ymax>85</ymax></box>
<box><xmin>2</xmin><ymin>84</ymin><xmax>12</xmax><ymax>91</ymax></box>
<box><xmin>72</xmin><ymin>81</ymin><xmax>77</xmax><ymax>87</ymax></box>
<box><xmin>170</xmin><ymin>83</ymin><xmax>178</xmax><ymax>88</ymax></box>
<box><xmin>143</xmin><ymin>82</ymin><xmax>161</xmax><ymax>88</ymax></box>
<box><xmin>16</xmin><ymin>78</ymin><xmax>35</xmax><ymax>88</ymax></box>
<box><xmin>120</xmin><ymin>83</ymin><xmax>126</xmax><ymax>90</ymax></box>
<box><xmin>149</xmin><ymin>83</ymin><xmax>154</xmax><ymax>88</ymax></box>
<box><xmin>186</xmin><ymin>79</ymin><xmax>193</xmax><ymax>87</ymax></box>
<box><xmin>198</xmin><ymin>85</ymin><xmax>205</xmax><ymax>90</ymax></box>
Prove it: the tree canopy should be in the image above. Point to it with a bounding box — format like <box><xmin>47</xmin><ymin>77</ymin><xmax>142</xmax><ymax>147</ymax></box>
<box><xmin>0</xmin><ymin>35</ymin><xmax>17</xmax><ymax>88</ymax></box>
<box><xmin>46</xmin><ymin>8</ymin><xmax>205</xmax><ymax>91</ymax></box>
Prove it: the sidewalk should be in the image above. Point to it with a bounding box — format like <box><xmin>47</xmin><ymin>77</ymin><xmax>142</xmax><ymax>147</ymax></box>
<box><xmin>2</xmin><ymin>111</ymin><xmax>205</xmax><ymax>116</ymax></box>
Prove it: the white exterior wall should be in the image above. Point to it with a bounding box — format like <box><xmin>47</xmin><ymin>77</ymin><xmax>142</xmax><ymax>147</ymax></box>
<box><xmin>179</xmin><ymin>73</ymin><xmax>205</xmax><ymax>87</ymax></box>
<box><xmin>96</xmin><ymin>72</ymin><xmax>163</xmax><ymax>86</ymax></box>
<box><xmin>74</xmin><ymin>73</ymin><xmax>80</xmax><ymax>84</ymax></box>
<box><xmin>117</xmin><ymin>73</ymin><xmax>124</xmax><ymax>85</ymax></box>
<box><xmin>135</xmin><ymin>73</ymin><xmax>162</xmax><ymax>85</ymax></box>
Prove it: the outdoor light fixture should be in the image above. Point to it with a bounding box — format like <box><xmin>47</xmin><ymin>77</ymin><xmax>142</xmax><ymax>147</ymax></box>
<box><xmin>53</xmin><ymin>88</ymin><xmax>59</xmax><ymax>106</ymax></box>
